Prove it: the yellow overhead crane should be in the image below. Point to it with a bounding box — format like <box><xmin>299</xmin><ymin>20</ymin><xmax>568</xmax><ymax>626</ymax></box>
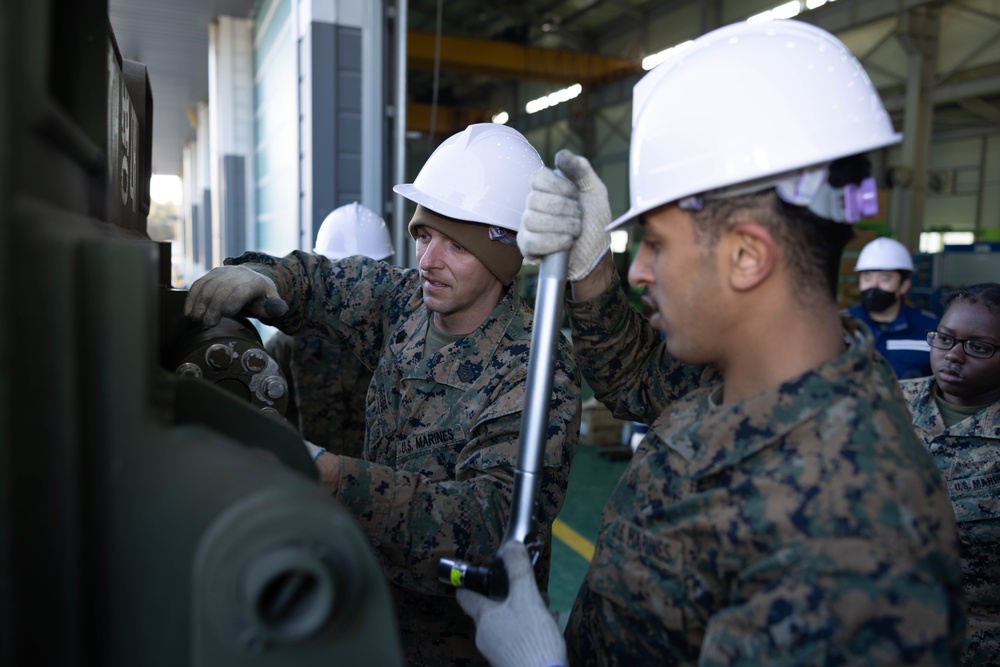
<box><xmin>406</xmin><ymin>30</ymin><xmax>641</xmax><ymax>134</ymax></box>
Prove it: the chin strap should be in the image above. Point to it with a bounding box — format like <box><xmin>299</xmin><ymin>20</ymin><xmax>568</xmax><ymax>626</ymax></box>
<box><xmin>489</xmin><ymin>226</ymin><xmax>519</xmax><ymax>247</ymax></box>
<box><xmin>679</xmin><ymin>166</ymin><xmax>879</xmax><ymax>224</ymax></box>
<box><xmin>775</xmin><ymin>168</ymin><xmax>878</xmax><ymax>223</ymax></box>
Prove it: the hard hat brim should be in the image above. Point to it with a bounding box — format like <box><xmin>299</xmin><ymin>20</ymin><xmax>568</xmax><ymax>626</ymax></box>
<box><xmin>607</xmin><ymin>207</ymin><xmax>642</xmax><ymax>232</ymax></box>
<box><xmin>394</xmin><ymin>183</ymin><xmax>494</xmax><ymax>226</ymax></box>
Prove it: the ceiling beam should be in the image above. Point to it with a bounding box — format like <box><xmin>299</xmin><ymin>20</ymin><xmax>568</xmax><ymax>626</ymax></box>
<box><xmin>883</xmin><ymin>73</ymin><xmax>1000</xmax><ymax>110</ymax></box>
<box><xmin>407</xmin><ymin>31</ymin><xmax>640</xmax><ymax>84</ymax></box>
<box><xmin>406</xmin><ymin>102</ymin><xmax>494</xmax><ymax>136</ymax></box>
<box><xmin>958</xmin><ymin>98</ymin><xmax>1000</xmax><ymax>125</ymax></box>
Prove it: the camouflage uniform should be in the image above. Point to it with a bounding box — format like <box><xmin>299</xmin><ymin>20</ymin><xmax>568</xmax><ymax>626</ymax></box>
<box><xmin>563</xmin><ymin>271</ymin><xmax>964</xmax><ymax>666</ymax></box>
<box><xmin>900</xmin><ymin>376</ymin><xmax>1000</xmax><ymax>666</ymax></box>
<box><xmin>230</xmin><ymin>251</ymin><xmax>581</xmax><ymax>667</ymax></box>
<box><xmin>265</xmin><ymin>331</ymin><xmax>371</xmax><ymax>457</ymax></box>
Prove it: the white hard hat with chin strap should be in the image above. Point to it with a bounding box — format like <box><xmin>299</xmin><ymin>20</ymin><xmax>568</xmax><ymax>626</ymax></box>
<box><xmin>393</xmin><ymin>123</ymin><xmax>543</xmax><ymax>247</ymax></box>
<box><xmin>609</xmin><ymin>19</ymin><xmax>902</xmax><ymax>231</ymax></box>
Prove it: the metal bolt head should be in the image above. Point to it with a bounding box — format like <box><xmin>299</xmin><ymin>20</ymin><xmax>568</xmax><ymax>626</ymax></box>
<box><xmin>205</xmin><ymin>343</ymin><xmax>234</xmax><ymax>370</ymax></box>
<box><xmin>176</xmin><ymin>362</ymin><xmax>203</xmax><ymax>377</ymax></box>
<box><xmin>262</xmin><ymin>375</ymin><xmax>287</xmax><ymax>400</ymax></box>
<box><xmin>242</xmin><ymin>348</ymin><xmax>268</xmax><ymax>373</ymax></box>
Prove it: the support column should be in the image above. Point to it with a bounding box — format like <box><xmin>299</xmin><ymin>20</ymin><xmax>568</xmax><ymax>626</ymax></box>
<box><xmin>298</xmin><ymin>0</ymin><xmax>382</xmax><ymax>252</ymax></box>
<box><xmin>181</xmin><ymin>141</ymin><xmax>196</xmax><ymax>285</ymax></box>
<box><xmin>391</xmin><ymin>0</ymin><xmax>409</xmax><ymax>266</ymax></box>
<box><xmin>699</xmin><ymin>0</ymin><xmax>723</xmax><ymax>32</ymax></box>
<box><xmin>208</xmin><ymin>16</ymin><xmax>254</xmax><ymax>267</ymax></box>
<box><xmin>891</xmin><ymin>7</ymin><xmax>940</xmax><ymax>252</ymax></box>
<box><xmin>195</xmin><ymin>102</ymin><xmax>212</xmax><ymax>274</ymax></box>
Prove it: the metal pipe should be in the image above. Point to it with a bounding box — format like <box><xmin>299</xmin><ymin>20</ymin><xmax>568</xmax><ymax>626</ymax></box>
<box><xmin>393</xmin><ymin>0</ymin><xmax>409</xmax><ymax>266</ymax></box>
<box><xmin>501</xmin><ymin>250</ymin><xmax>568</xmax><ymax>547</ymax></box>
<box><xmin>362</xmin><ymin>0</ymin><xmax>384</xmax><ymax>215</ymax></box>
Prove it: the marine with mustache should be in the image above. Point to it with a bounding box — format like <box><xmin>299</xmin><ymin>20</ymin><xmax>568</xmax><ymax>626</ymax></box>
<box><xmin>184</xmin><ymin>123</ymin><xmax>581</xmax><ymax>667</ymax></box>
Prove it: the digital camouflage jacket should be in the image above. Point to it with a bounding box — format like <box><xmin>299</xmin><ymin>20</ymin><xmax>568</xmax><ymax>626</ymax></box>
<box><xmin>901</xmin><ymin>376</ymin><xmax>1000</xmax><ymax>666</ymax></box>
<box><xmin>563</xmin><ymin>271</ymin><xmax>964</xmax><ymax>667</ymax></box>
<box><xmin>231</xmin><ymin>251</ymin><xmax>581</xmax><ymax>667</ymax></box>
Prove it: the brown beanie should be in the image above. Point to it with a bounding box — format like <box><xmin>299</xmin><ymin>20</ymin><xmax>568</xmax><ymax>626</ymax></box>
<box><xmin>407</xmin><ymin>205</ymin><xmax>523</xmax><ymax>285</ymax></box>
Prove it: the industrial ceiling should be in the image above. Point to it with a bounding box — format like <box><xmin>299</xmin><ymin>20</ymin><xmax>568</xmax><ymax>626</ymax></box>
<box><xmin>108</xmin><ymin>0</ymin><xmax>1000</xmax><ymax>177</ymax></box>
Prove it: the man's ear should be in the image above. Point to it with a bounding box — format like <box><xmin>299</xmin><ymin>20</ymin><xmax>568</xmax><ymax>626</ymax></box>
<box><xmin>725</xmin><ymin>222</ymin><xmax>775</xmax><ymax>291</ymax></box>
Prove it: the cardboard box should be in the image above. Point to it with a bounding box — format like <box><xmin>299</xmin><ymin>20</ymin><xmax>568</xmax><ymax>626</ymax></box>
<box><xmin>580</xmin><ymin>400</ymin><xmax>627</xmax><ymax>445</ymax></box>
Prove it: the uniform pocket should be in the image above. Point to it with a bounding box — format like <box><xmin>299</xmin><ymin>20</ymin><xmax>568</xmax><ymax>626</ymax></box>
<box><xmin>368</xmin><ymin>379</ymin><xmax>398</xmax><ymax>443</ymax></box>
<box><xmin>950</xmin><ymin>478</ymin><xmax>1000</xmax><ymax>550</ymax></box>
<box><xmin>589</xmin><ymin>517</ymin><xmax>691</xmax><ymax>640</ymax></box>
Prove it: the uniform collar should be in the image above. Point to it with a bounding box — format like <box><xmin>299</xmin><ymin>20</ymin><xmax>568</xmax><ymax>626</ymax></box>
<box><xmin>915</xmin><ymin>379</ymin><xmax>1000</xmax><ymax>439</ymax></box>
<box><xmin>661</xmin><ymin>315</ymin><xmax>881</xmax><ymax>479</ymax></box>
<box><xmin>392</xmin><ymin>284</ymin><xmax>527</xmax><ymax>387</ymax></box>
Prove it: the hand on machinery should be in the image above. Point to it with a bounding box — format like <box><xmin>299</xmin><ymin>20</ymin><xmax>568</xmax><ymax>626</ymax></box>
<box><xmin>519</xmin><ymin>149</ymin><xmax>612</xmax><ymax>282</ymax></box>
<box><xmin>457</xmin><ymin>540</ymin><xmax>567</xmax><ymax>667</ymax></box>
<box><xmin>184</xmin><ymin>263</ymin><xmax>288</xmax><ymax>328</ymax></box>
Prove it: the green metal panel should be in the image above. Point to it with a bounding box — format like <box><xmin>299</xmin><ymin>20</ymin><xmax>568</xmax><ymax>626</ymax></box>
<box><xmin>1</xmin><ymin>1</ymin><xmax>403</xmax><ymax>664</ymax></box>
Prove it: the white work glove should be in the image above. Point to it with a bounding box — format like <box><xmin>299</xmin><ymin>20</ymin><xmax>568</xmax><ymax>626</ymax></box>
<box><xmin>184</xmin><ymin>264</ymin><xmax>288</xmax><ymax>328</ymax></box>
<box><xmin>457</xmin><ymin>541</ymin><xmax>568</xmax><ymax>667</ymax></box>
<box><xmin>519</xmin><ymin>148</ymin><xmax>612</xmax><ymax>281</ymax></box>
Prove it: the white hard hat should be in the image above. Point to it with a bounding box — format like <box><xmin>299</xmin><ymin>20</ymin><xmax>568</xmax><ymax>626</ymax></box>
<box><xmin>854</xmin><ymin>237</ymin><xmax>914</xmax><ymax>272</ymax></box>
<box><xmin>393</xmin><ymin>123</ymin><xmax>543</xmax><ymax>233</ymax></box>
<box><xmin>609</xmin><ymin>19</ymin><xmax>902</xmax><ymax>230</ymax></box>
<box><xmin>314</xmin><ymin>202</ymin><xmax>394</xmax><ymax>260</ymax></box>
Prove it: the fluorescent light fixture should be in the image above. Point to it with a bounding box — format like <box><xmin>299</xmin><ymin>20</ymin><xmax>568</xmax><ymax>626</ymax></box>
<box><xmin>748</xmin><ymin>0</ymin><xmax>803</xmax><ymax>22</ymax></box>
<box><xmin>772</xmin><ymin>1</ymin><xmax>804</xmax><ymax>18</ymax></box>
<box><xmin>525</xmin><ymin>83</ymin><xmax>582</xmax><ymax>114</ymax></box>
<box><xmin>643</xmin><ymin>1</ymin><xmax>833</xmax><ymax>70</ymax></box>
<box><xmin>749</xmin><ymin>0</ymin><xmax>833</xmax><ymax>22</ymax></box>
<box><xmin>641</xmin><ymin>40</ymin><xmax>693</xmax><ymax>71</ymax></box>
<box><xmin>492</xmin><ymin>111</ymin><xmax>509</xmax><ymax>124</ymax></box>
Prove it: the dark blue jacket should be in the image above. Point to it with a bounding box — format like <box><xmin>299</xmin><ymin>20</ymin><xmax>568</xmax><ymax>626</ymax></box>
<box><xmin>847</xmin><ymin>302</ymin><xmax>939</xmax><ymax>379</ymax></box>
